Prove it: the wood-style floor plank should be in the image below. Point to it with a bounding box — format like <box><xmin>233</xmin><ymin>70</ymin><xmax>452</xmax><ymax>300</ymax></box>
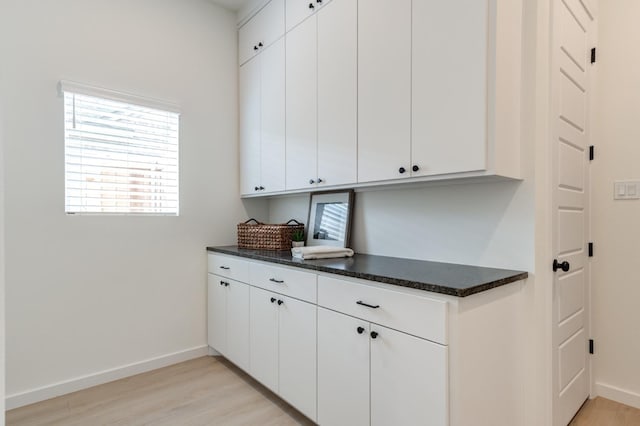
<box><xmin>8</xmin><ymin>358</ymin><xmax>640</xmax><ymax>426</ymax></box>
<box><xmin>6</xmin><ymin>356</ymin><xmax>313</xmax><ymax>426</ymax></box>
<box><xmin>570</xmin><ymin>397</ymin><xmax>640</xmax><ymax>426</ymax></box>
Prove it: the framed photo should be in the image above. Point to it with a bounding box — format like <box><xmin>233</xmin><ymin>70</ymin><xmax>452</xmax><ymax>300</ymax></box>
<box><xmin>306</xmin><ymin>190</ymin><xmax>355</xmax><ymax>248</ymax></box>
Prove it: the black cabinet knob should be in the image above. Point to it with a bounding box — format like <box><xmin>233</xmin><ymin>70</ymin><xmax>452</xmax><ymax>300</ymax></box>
<box><xmin>412</xmin><ymin>165</ymin><xmax>420</xmax><ymax>172</ymax></box>
<box><xmin>254</xmin><ymin>186</ymin><xmax>259</xmax><ymax>191</ymax></box>
<box><xmin>253</xmin><ymin>45</ymin><xmax>258</xmax><ymax>51</ymax></box>
<box><xmin>317</xmin><ymin>0</ymin><xmax>322</xmax><ymax>3</ymax></box>
<box><xmin>552</xmin><ymin>259</ymin><xmax>570</xmax><ymax>272</ymax></box>
<box><xmin>309</xmin><ymin>179</ymin><xmax>315</xmax><ymax>184</ymax></box>
<box><xmin>277</xmin><ymin>299</ymin><xmax>284</xmax><ymax>306</ymax></box>
<box><xmin>308</xmin><ymin>3</ymin><xmax>315</xmax><ymax>9</ymax></box>
<box><xmin>270</xmin><ymin>297</ymin><xmax>276</xmax><ymax>303</ymax></box>
<box><xmin>357</xmin><ymin>326</ymin><xmax>365</xmax><ymax>334</ymax></box>
<box><xmin>259</xmin><ymin>186</ymin><xmax>265</xmax><ymax>190</ymax></box>
<box><xmin>398</xmin><ymin>167</ymin><xmax>406</xmax><ymax>174</ymax></box>
<box><xmin>370</xmin><ymin>331</ymin><xmax>379</xmax><ymax>339</ymax></box>
<box><xmin>317</xmin><ymin>178</ymin><xmax>323</xmax><ymax>183</ymax></box>
<box><xmin>258</xmin><ymin>42</ymin><xmax>263</xmax><ymax>47</ymax></box>
<box><xmin>225</xmin><ymin>282</ymin><xmax>230</xmax><ymax>287</ymax></box>
<box><xmin>219</xmin><ymin>280</ymin><xmax>225</xmax><ymax>286</ymax></box>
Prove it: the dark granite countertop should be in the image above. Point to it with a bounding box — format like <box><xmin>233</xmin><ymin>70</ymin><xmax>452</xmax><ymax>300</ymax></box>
<box><xmin>206</xmin><ymin>246</ymin><xmax>528</xmax><ymax>297</ymax></box>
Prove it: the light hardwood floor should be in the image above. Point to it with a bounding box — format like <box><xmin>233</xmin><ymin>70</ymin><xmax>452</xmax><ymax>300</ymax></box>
<box><xmin>6</xmin><ymin>356</ymin><xmax>313</xmax><ymax>426</ymax></box>
<box><xmin>7</xmin><ymin>356</ymin><xmax>640</xmax><ymax>426</ymax></box>
<box><xmin>570</xmin><ymin>397</ymin><xmax>640</xmax><ymax>426</ymax></box>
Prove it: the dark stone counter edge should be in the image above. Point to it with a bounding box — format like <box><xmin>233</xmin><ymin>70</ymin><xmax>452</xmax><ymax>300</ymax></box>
<box><xmin>206</xmin><ymin>247</ymin><xmax>529</xmax><ymax>298</ymax></box>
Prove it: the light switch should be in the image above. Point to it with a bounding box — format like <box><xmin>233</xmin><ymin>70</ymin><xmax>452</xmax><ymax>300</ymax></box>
<box><xmin>627</xmin><ymin>183</ymin><xmax>637</xmax><ymax>196</ymax></box>
<box><xmin>614</xmin><ymin>180</ymin><xmax>640</xmax><ymax>200</ymax></box>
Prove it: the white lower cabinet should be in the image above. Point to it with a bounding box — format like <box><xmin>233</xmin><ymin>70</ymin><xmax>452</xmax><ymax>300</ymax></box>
<box><xmin>370</xmin><ymin>324</ymin><xmax>448</xmax><ymax>426</ymax></box>
<box><xmin>317</xmin><ymin>308</ymin><xmax>370</xmax><ymax>426</ymax></box>
<box><xmin>249</xmin><ymin>286</ymin><xmax>317</xmax><ymax>421</ymax></box>
<box><xmin>207</xmin><ymin>273</ymin><xmax>250</xmax><ymax>371</ymax></box>
<box><xmin>317</xmin><ymin>307</ymin><xmax>447</xmax><ymax>426</ymax></box>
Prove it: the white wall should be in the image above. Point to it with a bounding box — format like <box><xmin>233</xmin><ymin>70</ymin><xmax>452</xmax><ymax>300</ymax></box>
<box><xmin>1</xmin><ymin>0</ymin><xmax>266</xmax><ymax>408</ymax></box>
<box><xmin>591</xmin><ymin>0</ymin><xmax>640</xmax><ymax>408</ymax></box>
<box><xmin>270</xmin><ymin>178</ymin><xmax>534</xmax><ymax>270</ymax></box>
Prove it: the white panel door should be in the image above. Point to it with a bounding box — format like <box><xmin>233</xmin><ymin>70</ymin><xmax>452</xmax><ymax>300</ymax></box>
<box><xmin>207</xmin><ymin>274</ymin><xmax>227</xmax><ymax>354</ymax></box>
<box><xmin>239</xmin><ymin>57</ymin><xmax>261</xmax><ymax>195</ymax></box>
<box><xmin>317</xmin><ymin>0</ymin><xmax>357</xmax><ymax>187</ymax></box>
<box><xmin>260</xmin><ymin>39</ymin><xmax>286</xmax><ymax>193</ymax></box>
<box><xmin>286</xmin><ymin>16</ymin><xmax>318</xmax><ymax>190</ymax></box>
<box><xmin>551</xmin><ymin>0</ymin><xmax>594</xmax><ymax>424</ymax></box>
<box><xmin>412</xmin><ymin>0</ymin><xmax>488</xmax><ymax>177</ymax></box>
<box><xmin>357</xmin><ymin>0</ymin><xmax>411</xmax><ymax>183</ymax></box>
<box><xmin>278</xmin><ymin>296</ymin><xmax>317</xmax><ymax>422</ymax></box>
<box><xmin>370</xmin><ymin>325</ymin><xmax>448</xmax><ymax>426</ymax></box>
<box><xmin>249</xmin><ymin>286</ymin><xmax>279</xmax><ymax>393</ymax></box>
<box><xmin>317</xmin><ymin>308</ymin><xmax>369</xmax><ymax>426</ymax></box>
<box><xmin>225</xmin><ymin>279</ymin><xmax>250</xmax><ymax>371</ymax></box>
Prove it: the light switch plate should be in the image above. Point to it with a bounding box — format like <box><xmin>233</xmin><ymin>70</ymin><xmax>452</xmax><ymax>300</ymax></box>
<box><xmin>614</xmin><ymin>180</ymin><xmax>640</xmax><ymax>200</ymax></box>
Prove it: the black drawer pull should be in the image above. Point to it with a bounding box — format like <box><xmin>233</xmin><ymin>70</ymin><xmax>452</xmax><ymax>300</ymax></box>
<box><xmin>269</xmin><ymin>278</ymin><xmax>284</xmax><ymax>284</ymax></box>
<box><xmin>219</xmin><ymin>266</ymin><xmax>230</xmax><ymax>270</ymax></box>
<box><xmin>356</xmin><ymin>300</ymin><xmax>380</xmax><ymax>309</ymax></box>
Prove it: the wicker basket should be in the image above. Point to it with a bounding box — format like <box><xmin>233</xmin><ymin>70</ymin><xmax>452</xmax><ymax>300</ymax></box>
<box><xmin>237</xmin><ymin>219</ymin><xmax>305</xmax><ymax>251</ymax></box>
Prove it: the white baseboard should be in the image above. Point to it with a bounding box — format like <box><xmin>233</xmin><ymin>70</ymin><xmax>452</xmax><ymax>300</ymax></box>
<box><xmin>595</xmin><ymin>382</ymin><xmax>640</xmax><ymax>410</ymax></box>
<box><xmin>6</xmin><ymin>345</ymin><xmax>208</xmax><ymax>410</ymax></box>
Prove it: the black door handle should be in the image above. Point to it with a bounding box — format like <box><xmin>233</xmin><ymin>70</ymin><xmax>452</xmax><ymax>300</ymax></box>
<box><xmin>270</xmin><ymin>297</ymin><xmax>276</xmax><ymax>303</ymax></box>
<box><xmin>370</xmin><ymin>331</ymin><xmax>379</xmax><ymax>339</ymax></box>
<box><xmin>412</xmin><ymin>165</ymin><xmax>420</xmax><ymax>172</ymax></box>
<box><xmin>398</xmin><ymin>167</ymin><xmax>406</xmax><ymax>174</ymax></box>
<box><xmin>356</xmin><ymin>326</ymin><xmax>365</xmax><ymax>334</ymax></box>
<box><xmin>277</xmin><ymin>299</ymin><xmax>284</xmax><ymax>306</ymax></box>
<box><xmin>308</xmin><ymin>3</ymin><xmax>315</xmax><ymax>9</ymax></box>
<box><xmin>269</xmin><ymin>278</ymin><xmax>284</xmax><ymax>284</ymax></box>
<box><xmin>356</xmin><ymin>300</ymin><xmax>380</xmax><ymax>309</ymax></box>
<box><xmin>553</xmin><ymin>259</ymin><xmax>570</xmax><ymax>272</ymax></box>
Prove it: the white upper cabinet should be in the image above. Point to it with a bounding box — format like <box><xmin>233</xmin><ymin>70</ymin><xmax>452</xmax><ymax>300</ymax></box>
<box><xmin>411</xmin><ymin>0</ymin><xmax>488</xmax><ymax>177</ymax></box>
<box><xmin>317</xmin><ymin>0</ymin><xmax>357</xmax><ymax>187</ymax></box>
<box><xmin>286</xmin><ymin>0</ymin><xmax>357</xmax><ymax>191</ymax></box>
<box><xmin>240</xmin><ymin>0</ymin><xmax>523</xmax><ymax>196</ymax></box>
<box><xmin>286</xmin><ymin>0</ymin><xmax>331</xmax><ymax>32</ymax></box>
<box><xmin>240</xmin><ymin>39</ymin><xmax>286</xmax><ymax>196</ymax></box>
<box><xmin>285</xmin><ymin>16</ymin><xmax>317</xmax><ymax>191</ymax></box>
<box><xmin>357</xmin><ymin>0</ymin><xmax>412</xmax><ymax>183</ymax></box>
<box><xmin>239</xmin><ymin>0</ymin><xmax>285</xmax><ymax>65</ymax></box>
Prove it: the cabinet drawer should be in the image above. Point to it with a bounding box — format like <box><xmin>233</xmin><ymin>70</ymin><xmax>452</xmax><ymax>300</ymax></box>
<box><xmin>318</xmin><ymin>275</ymin><xmax>447</xmax><ymax>345</ymax></box>
<box><xmin>208</xmin><ymin>254</ymin><xmax>250</xmax><ymax>283</ymax></box>
<box><xmin>250</xmin><ymin>262</ymin><xmax>317</xmax><ymax>303</ymax></box>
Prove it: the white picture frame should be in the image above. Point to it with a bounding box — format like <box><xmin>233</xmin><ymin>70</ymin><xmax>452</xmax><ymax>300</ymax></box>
<box><xmin>306</xmin><ymin>190</ymin><xmax>355</xmax><ymax>248</ymax></box>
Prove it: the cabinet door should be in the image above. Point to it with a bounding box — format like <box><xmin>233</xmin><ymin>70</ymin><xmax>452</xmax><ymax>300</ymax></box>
<box><xmin>285</xmin><ymin>16</ymin><xmax>318</xmax><ymax>191</ymax></box>
<box><xmin>225</xmin><ymin>279</ymin><xmax>251</xmax><ymax>371</ymax></box>
<box><xmin>285</xmin><ymin>0</ymin><xmax>321</xmax><ymax>32</ymax></box>
<box><xmin>260</xmin><ymin>39</ymin><xmax>286</xmax><ymax>193</ymax></box>
<box><xmin>249</xmin><ymin>286</ymin><xmax>279</xmax><ymax>393</ymax></box>
<box><xmin>240</xmin><ymin>0</ymin><xmax>285</xmax><ymax>65</ymax></box>
<box><xmin>411</xmin><ymin>0</ymin><xmax>488</xmax><ymax>177</ymax></box>
<box><xmin>317</xmin><ymin>308</ymin><xmax>369</xmax><ymax>426</ymax></box>
<box><xmin>207</xmin><ymin>274</ymin><xmax>227</xmax><ymax>354</ymax></box>
<box><xmin>239</xmin><ymin>57</ymin><xmax>261</xmax><ymax>196</ymax></box>
<box><xmin>317</xmin><ymin>0</ymin><xmax>357</xmax><ymax>187</ymax></box>
<box><xmin>370</xmin><ymin>325</ymin><xmax>448</xmax><ymax>426</ymax></box>
<box><xmin>279</xmin><ymin>296</ymin><xmax>317</xmax><ymax>421</ymax></box>
<box><xmin>357</xmin><ymin>0</ymin><xmax>411</xmax><ymax>183</ymax></box>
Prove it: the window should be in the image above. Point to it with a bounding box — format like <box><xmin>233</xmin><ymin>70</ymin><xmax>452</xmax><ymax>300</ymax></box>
<box><xmin>61</xmin><ymin>81</ymin><xmax>180</xmax><ymax>215</ymax></box>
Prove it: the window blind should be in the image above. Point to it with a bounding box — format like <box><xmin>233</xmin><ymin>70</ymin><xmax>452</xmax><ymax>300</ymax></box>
<box><xmin>63</xmin><ymin>87</ymin><xmax>180</xmax><ymax>215</ymax></box>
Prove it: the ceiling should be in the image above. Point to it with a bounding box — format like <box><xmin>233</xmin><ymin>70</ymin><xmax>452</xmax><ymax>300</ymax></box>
<box><xmin>210</xmin><ymin>0</ymin><xmax>249</xmax><ymax>11</ymax></box>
